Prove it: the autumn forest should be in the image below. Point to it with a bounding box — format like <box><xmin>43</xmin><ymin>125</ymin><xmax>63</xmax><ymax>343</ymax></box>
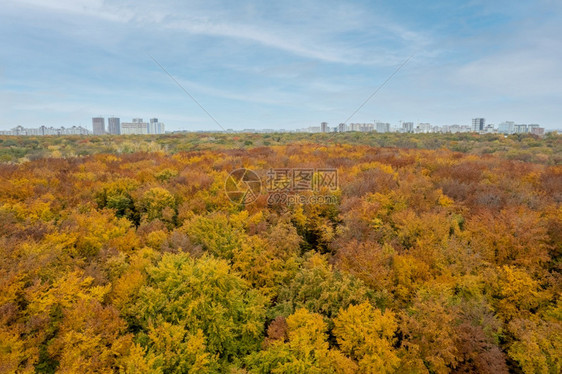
<box><xmin>0</xmin><ymin>132</ymin><xmax>560</xmax><ymax>373</ymax></box>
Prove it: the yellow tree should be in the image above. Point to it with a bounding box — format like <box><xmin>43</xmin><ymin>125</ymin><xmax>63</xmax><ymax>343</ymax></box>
<box><xmin>246</xmin><ymin>308</ymin><xmax>356</xmax><ymax>373</ymax></box>
<box><xmin>139</xmin><ymin>187</ymin><xmax>176</xmax><ymax>224</ymax></box>
<box><xmin>333</xmin><ymin>302</ymin><xmax>400</xmax><ymax>373</ymax></box>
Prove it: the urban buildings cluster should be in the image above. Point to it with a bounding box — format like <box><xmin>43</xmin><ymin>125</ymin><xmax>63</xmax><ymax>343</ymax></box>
<box><xmin>92</xmin><ymin>117</ymin><xmax>165</xmax><ymax>135</ymax></box>
<box><xmin>0</xmin><ymin>117</ymin><xmax>166</xmax><ymax>136</ymax></box>
<box><xmin>0</xmin><ymin>125</ymin><xmax>90</xmax><ymax>136</ymax></box>
<box><xmin>294</xmin><ymin>118</ymin><xmax>545</xmax><ymax>136</ymax></box>
<box><xmin>0</xmin><ymin>117</ymin><xmax>549</xmax><ymax>136</ymax></box>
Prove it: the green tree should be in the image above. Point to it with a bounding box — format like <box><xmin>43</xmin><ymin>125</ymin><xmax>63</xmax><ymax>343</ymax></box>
<box><xmin>272</xmin><ymin>253</ymin><xmax>371</xmax><ymax>319</ymax></box>
<box><xmin>133</xmin><ymin>254</ymin><xmax>267</xmax><ymax>369</ymax></box>
<box><xmin>140</xmin><ymin>187</ymin><xmax>176</xmax><ymax>224</ymax></box>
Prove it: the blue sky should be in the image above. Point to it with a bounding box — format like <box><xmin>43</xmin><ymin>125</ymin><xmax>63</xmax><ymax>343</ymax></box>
<box><xmin>1</xmin><ymin>0</ymin><xmax>561</xmax><ymax>131</ymax></box>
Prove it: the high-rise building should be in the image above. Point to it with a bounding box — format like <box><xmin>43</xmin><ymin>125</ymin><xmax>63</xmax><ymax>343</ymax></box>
<box><xmin>472</xmin><ymin>118</ymin><xmax>485</xmax><ymax>132</ymax></box>
<box><xmin>360</xmin><ymin>123</ymin><xmax>374</xmax><ymax>132</ymax></box>
<box><xmin>92</xmin><ymin>117</ymin><xmax>105</xmax><ymax>135</ymax></box>
<box><xmin>416</xmin><ymin>123</ymin><xmax>432</xmax><ymax>133</ymax></box>
<box><xmin>338</xmin><ymin>123</ymin><xmax>347</xmax><ymax>132</ymax></box>
<box><xmin>528</xmin><ymin>124</ymin><xmax>539</xmax><ymax>131</ymax></box>
<box><xmin>514</xmin><ymin>124</ymin><xmax>528</xmax><ymax>133</ymax></box>
<box><xmin>108</xmin><ymin>117</ymin><xmax>121</xmax><ymax>135</ymax></box>
<box><xmin>321</xmin><ymin>122</ymin><xmax>329</xmax><ymax>133</ymax></box>
<box><xmin>527</xmin><ymin>124</ymin><xmax>542</xmax><ymax>135</ymax></box>
<box><xmin>121</xmin><ymin>120</ymin><xmax>148</xmax><ymax>135</ymax></box>
<box><xmin>0</xmin><ymin>125</ymin><xmax>90</xmax><ymax>136</ymax></box>
<box><xmin>483</xmin><ymin>124</ymin><xmax>495</xmax><ymax>133</ymax></box>
<box><xmin>148</xmin><ymin>118</ymin><xmax>165</xmax><ymax>134</ymax></box>
<box><xmin>375</xmin><ymin>122</ymin><xmax>389</xmax><ymax>133</ymax></box>
<box><xmin>349</xmin><ymin>123</ymin><xmax>363</xmax><ymax>132</ymax></box>
<box><xmin>530</xmin><ymin>126</ymin><xmax>545</xmax><ymax>136</ymax></box>
<box><xmin>498</xmin><ymin>121</ymin><xmax>515</xmax><ymax>134</ymax></box>
<box><xmin>402</xmin><ymin>122</ymin><xmax>414</xmax><ymax>133</ymax></box>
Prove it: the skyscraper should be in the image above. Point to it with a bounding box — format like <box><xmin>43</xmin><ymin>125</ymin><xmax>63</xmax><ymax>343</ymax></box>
<box><xmin>498</xmin><ymin>121</ymin><xmax>515</xmax><ymax>134</ymax></box>
<box><xmin>92</xmin><ymin>117</ymin><xmax>105</xmax><ymax>135</ymax></box>
<box><xmin>121</xmin><ymin>120</ymin><xmax>148</xmax><ymax>135</ymax></box>
<box><xmin>472</xmin><ymin>118</ymin><xmax>485</xmax><ymax>132</ymax></box>
<box><xmin>402</xmin><ymin>122</ymin><xmax>414</xmax><ymax>133</ymax></box>
<box><xmin>514</xmin><ymin>124</ymin><xmax>528</xmax><ymax>133</ymax></box>
<box><xmin>376</xmin><ymin>122</ymin><xmax>390</xmax><ymax>133</ymax></box>
<box><xmin>148</xmin><ymin>118</ymin><xmax>165</xmax><ymax>134</ymax></box>
<box><xmin>321</xmin><ymin>122</ymin><xmax>329</xmax><ymax>133</ymax></box>
<box><xmin>108</xmin><ymin>117</ymin><xmax>120</xmax><ymax>135</ymax></box>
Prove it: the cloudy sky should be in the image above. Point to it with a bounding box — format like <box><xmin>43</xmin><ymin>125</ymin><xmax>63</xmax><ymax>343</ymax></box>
<box><xmin>1</xmin><ymin>0</ymin><xmax>561</xmax><ymax>131</ymax></box>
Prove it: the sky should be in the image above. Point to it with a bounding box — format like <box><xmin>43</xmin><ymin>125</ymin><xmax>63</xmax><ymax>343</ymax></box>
<box><xmin>1</xmin><ymin>0</ymin><xmax>561</xmax><ymax>131</ymax></box>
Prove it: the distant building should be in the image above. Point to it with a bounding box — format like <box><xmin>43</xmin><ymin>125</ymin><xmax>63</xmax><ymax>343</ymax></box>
<box><xmin>484</xmin><ymin>124</ymin><xmax>495</xmax><ymax>133</ymax></box>
<box><xmin>92</xmin><ymin>117</ymin><xmax>105</xmax><ymax>135</ymax></box>
<box><xmin>0</xmin><ymin>125</ymin><xmax>90</xmax><ymax>136</ymax></box>
<box><xmin>121</xmin><ymin>120</ymin><xmax>148</xmax><ymax>135</ymax></box>
<box><xmin>528</xmin><ymin>124</ymin><xmax>539</xmax><ymax>132</ymax></box>
<box><xmin>514</xmin><ymin>124</ymin><xmax>528</xmax><ymax>134</ymax></box>
<box><xmin>376</xmin><ymin>122</ymin><xmax>390</xmax><ymax>133</ymax></box>
<box><xmin>498</xmin><ymin>121</ymin><xmax>515</xmax><ymax>134</ymax></box>
<box><xmin>61</xmin><ymin>126</ymin><xmax>90</xmax><ymax>135</ymax></box>
<box><xmin>402</xmin><ymin>122</ymin><xmax>414</xmax><ymax>133</ymax></box>
<box><xmin>148</xmin><ymin>118</ymin><xmax>165</xmax><ymax>134</ymax></box>
<box><xmin>338</xmin><ymin>123</ymin><xmax>347</xmax><ymax>132</ymax></box>
<box><xmin>530</xmin><ymin>126</ymin><xmax>545</xmax><ymax>136</ymax></box>
<box><xmin>360</xmin><ymin>123</ymin><xmax>374</xmax><ymax>132</ymax></box>
<box><xmin>108</xmin><ymin>117</ymin><xmax>120</xmax><ymax>135</ymax></box>
<box><xmin>472</xmin><ymin>118</ymin><xmax>485</xmax><ymax>132</ymax></box>
<box><xmin>416</xmin><ymin>123</ymin><xmax>432</xmax><ymax>133</ymax></box>
<box><xmin>346</xmin><ymin>123</ymin><xmax>374</xmax><ymax>132</ymax></box>
<box><xmin>321</xmin><ymin>122</ymin><xmax>329</xmax><ymax>133</ymax></box>
<box><xmin>116</xmin><ymin>118</ymin><xmax>165</xmax><ymax>135</ymax></box>
<box><xmin>445</xmin><ymin>124</ymin><xmax>462</xmax><ymax>133</ymax></box>
<box><xmin>527</xmin><ymin>124</ymin><xmax>545</xmax><ymax>136</ymax></box>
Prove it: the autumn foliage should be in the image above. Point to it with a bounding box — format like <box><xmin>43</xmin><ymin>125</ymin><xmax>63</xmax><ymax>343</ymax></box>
<box><xmin>0</xmin><ymin>134</ymin><xmax>560</xmax><ymax>373</ymax></box>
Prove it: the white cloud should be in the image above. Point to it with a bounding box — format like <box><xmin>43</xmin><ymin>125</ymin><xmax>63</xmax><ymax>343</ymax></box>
<box><xmin>9</xmin><ymin>0</ymin><xmax>132</xmax><ymax>22</ymax></box>
<box><xmin>3</xmin><ymin>0</ymin><xmax>560</xmax><ymax>129</ymax></box>
<box><xmin>7</xmin><ymin>0</ymin><xmax>427</xmax><ymax>65</ymax></box>
<box><xmin>452</xmin><ymin>19</ymin><xmax>562</xmax><ymax>98</ymax></box>
<box><xmin>455</xmin><ymin>54</ymin><xmax>562</xmax><ymax>97</ymax></box>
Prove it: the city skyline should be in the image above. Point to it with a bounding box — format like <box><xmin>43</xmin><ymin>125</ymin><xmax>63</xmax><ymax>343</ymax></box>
<box><xmin>89</xmin><ymin>116</ymin><xmax>166</xmax><ymax>135</ymax></box>
<box><xmin>1</xmin><ymin>0</ymin><xmax>561</xmax><ymax>131</ymax></box>
<box><xmin>0</xmin><ymin>116</ymin><xmax>551</xmax><ymax>136</ymax></box>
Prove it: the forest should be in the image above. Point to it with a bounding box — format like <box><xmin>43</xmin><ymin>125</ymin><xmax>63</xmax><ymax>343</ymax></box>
<box><xmin>0</xmin><ymin>132</ymin><xmax>560</xmax><ymax>373</ymax></box>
